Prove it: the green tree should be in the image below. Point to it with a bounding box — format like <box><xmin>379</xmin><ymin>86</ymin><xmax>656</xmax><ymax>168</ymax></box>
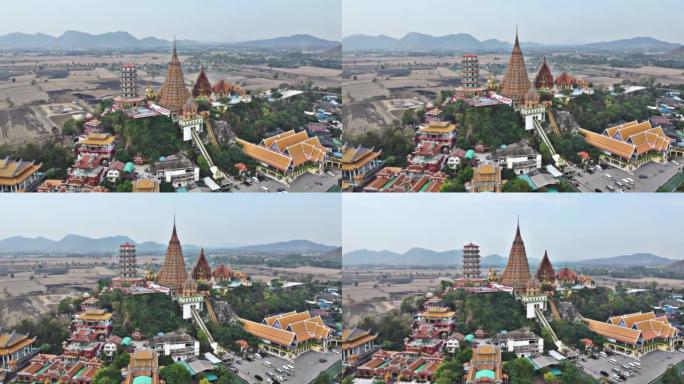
<box><xmin>502</xmin><ymin>178</ymin><xmax>533</xmax><ymax>192</ymax></box>
<box><xmin>160</xmin><ymin>363</ymin><xmax>192</xmax><ymax>384</ymax></box>
<box><xmin>62</xmin><ymin>118</ymin><xmax>78</xmax><ymax>136</ymax></box>
<box><xmin>503</xmin><ymin>358</ymin><xmax>535</xmax><ymax>384</ymax></box>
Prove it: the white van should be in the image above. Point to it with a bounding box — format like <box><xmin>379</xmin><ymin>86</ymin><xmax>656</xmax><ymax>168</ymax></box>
<box><xmin>264</xmin><ymin>361</ymin><xmax>272</xmax><ymax>367</ymax></box>
<box><xmin>260</xmin><ymin>186</ymin><xmax>269</xmax><ymax>192</ymax></box>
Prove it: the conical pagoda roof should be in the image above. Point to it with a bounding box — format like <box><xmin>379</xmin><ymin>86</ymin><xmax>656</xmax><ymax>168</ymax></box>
<box><xmin>156</xmin><ymin>221</ymin><xmax>187</xmax><ymax>291</ymax></box>
<box><xmin>500</xmin><ymin>222</ymin><xmax>532</xmax><ymax>289</ymax></box>
<box><xmin>191</xmin><ymin>66</ymin><xmax>212</xmax><ymax>99</ymax></box>
<box><xmin>500</xmin><ymin>30</ymin><xmax>531</xmax><ymax>103</ymax></box>
<box><xmin>158</xmin><ymin>41</ymin><xmax>191</xmax><ymax>115</ymax></box>
<box><xmin>535</xmin><ymin>250</ymin><xmax>555</xmax><ymax>283</ymax></box>
<box><xmin>534</xmin><ymin>56</ymin><xmax>554</xmax><ymax>89</ymax></box>
<box><xmin>191</xmin><ymin>248</ymin><xmax>212</xmax><ymax>281</ymax></box>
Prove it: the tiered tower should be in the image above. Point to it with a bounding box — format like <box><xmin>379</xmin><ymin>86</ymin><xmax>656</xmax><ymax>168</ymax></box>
<box><xmin>156</xmin><ymin>219</ymin><xmax>188</xmax><ymax>292</ymax></box>
<box><xmin>462</xmin><ymin>243</ymin><xmax>481</xmax><ymax>278</ymax></box>
<box><xmin>191</xmin><ymin>248</ymin><xmax>212</xmax><ymax>281</ymax></box>
<box><xmin>158</xmin><ymin>40</ymin><xmax>191</xmax><ymax>117</ymax></box>
<box><xmin>500</xmin><ymin>221</ymin><xmax>532</xmax><ymax>290</ymax></box>
<box><xmin>534</xmin><ymin>57</ymin><xmax>554</xmax><ymax>89</ymax></box>
<box><xmin>461</xmin><ymin>54</ymin><xmax>480</xmax><ymax>89</ymax></box>
<box><xmin>119</xmin><ymin>243</ymin><xmax>138</xmax><ymax>278</ymax></box>
<box><xmin>500</xmin><ymin>28</ymin><xmax>531</xmax><ymax>104</ymax></box>
<box><xmin>191</xmin><ymin>66</ymin><xmax>212</xmax><ymax>99</ymax></box>
<box><xmin>121</xmin><ymin>64</ymin><xmax>138</xmax><ymax>98</ymax></box>
<box><xmin>535</xmin><ymin>250</ymin><xmax>556</xmax><ymax>283</ymax></box>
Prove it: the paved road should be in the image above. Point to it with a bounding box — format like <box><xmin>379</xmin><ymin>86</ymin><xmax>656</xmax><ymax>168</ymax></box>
<box><xmin>578</xmin><ymin>350</ymin><xmax>684</xmax><ymax>384</ymax></box>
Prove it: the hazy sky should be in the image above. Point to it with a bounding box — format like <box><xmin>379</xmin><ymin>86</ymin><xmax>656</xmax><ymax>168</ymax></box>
<box><xmin>343</xmin><ymin>0</ymin><xmax>684</xmax><ymax>44</ymax></box>
<box><xmin>1</xmin><ymin>0</ymin><xmax>341</xmax><ymax>41</ymax></box>
<box><xmin>343</xmin><ymin>194</ymin><xmax>684</xmax><ymax>261</ymax></box>
<box><xmin>0</xmin><ymin>194</ymin><xmax>340</xmax><ymax>246</ymax></box>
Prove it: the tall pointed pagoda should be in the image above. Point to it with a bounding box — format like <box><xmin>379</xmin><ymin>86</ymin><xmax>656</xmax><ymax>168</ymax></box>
<box><xmin>156</xmin><ymin>218</ymin><xmax>188</xmax><ymax>292</ymax></box>
<box><xmin>500</xmin><ymin>27</ymin><xmax>531</xmax><ymax>104</ymax></box>
<box><xmin>191</xmin><ymin>66</ymin><xmax>212</xmax><ymax>99</ymax></box>
<box><xmin>534</xmin><ymin>56</ymin><xmax>554</xmax><ymax>90</ymax></box>
<box><xmin>158</xmin><ymin>40</ymin><xmax>191</xmax><ymax>116</ymax></box>
<box><xmin>191</xmin><ymin>248</ymin><xmax>212</xmax><ymax>281</ymax></box>
<box><xmin>500</xmin><ymin>219</ymin><xmax>532</xmax><ymax>290</ymax></box>
<box><xmin>535</xmin><ymin>250</ymin><xmax>555</xmax><ymax>283</ymax></box>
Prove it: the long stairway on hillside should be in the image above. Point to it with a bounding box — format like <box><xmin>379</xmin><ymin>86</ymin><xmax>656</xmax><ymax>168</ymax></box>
<box><xmin>550</xmin><ymin>300</ymin><xmax>562</xmax><ymax>321</ymax></box>
<box><xmin>533</xmin><ymin>118</ymin><xmax>557</xmax><ymax>157</ymax></box>
<box><xmin>190</xmin><ymin>128</ymin><xmax>225</xmax><ymax>180</ymax></box>
<box><xmin>534</xmin><ymin>305</ymin><xmax>565</xmax><ymax>351</ymax></box>
<box><xmin>191</xmin><ymin>307</ymin><xmax>224</xmax><ymax>354</ymax></box>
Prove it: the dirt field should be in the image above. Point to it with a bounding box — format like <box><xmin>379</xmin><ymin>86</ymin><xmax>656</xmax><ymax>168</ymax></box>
<box><xmin>342</xmin><ymin>267</ymin><xmax>457</xmax><ymax>326</ymax></box>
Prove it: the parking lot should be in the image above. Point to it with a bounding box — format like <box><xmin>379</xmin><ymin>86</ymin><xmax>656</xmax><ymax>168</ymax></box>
<box><xmin>233</xmin><ymin>348</ymin><xmax>340</xmax><ymax>384</ymax></box>
<box><xmin>230</xmin><ymin>169</ymin><xmax>341</xmax><ymax>193</ymax></box>
<box><xmin>577</xmin><ymin>350</ymin><xmax>684</xmax><ymax>384</ymax></box>
<box><xmin>570</xmin><ymin>161</ymin><xmax>683</xmax><ymax>192</ymax></box>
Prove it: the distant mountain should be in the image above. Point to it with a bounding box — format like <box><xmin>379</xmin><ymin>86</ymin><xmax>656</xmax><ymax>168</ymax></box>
<box><xmin>0</xmin><ymin>31</ymin><xmax>339</xmax><ymax>50</ymax></box>
<box><xmin>579</xmin><ymin>37</ymin><xmax>681</xmax><ymax>52</ymax></box>
<box><xmin>481</xmin><ymin>254</ymin><xmax>507</xmax><ymax>267</ymax></box>
<box><xmin>236</xmin><ymin>34</ymin><xmax>340</xmax><ymax>49</ymax></box>
<box><xmin>0</xmin><ymin>235</ymin><xmax>135</xmax><ymax>253</ymax></box>
<box><xmin>575</xmin><ymin>253</ymin><xmax>675</xmax><ymax>267</ymax></box>
<box><xmin>0</xmin><ymin>235</ymin><xmax>333</xmax><ymax>255</ymax></box>
<box><xmin>344</xmin><ymin>248</ymin><xmax>461</xmax><ymax>266</ymax></box>
<box><xmin>343</xmin><ymin>33</ymin><xmax>681</xmax><ymax>53</ymax></box>
<box><xmin>233</xmin><ymin>240</ymin><xmax>338</xmax><ymax>254</ymax></box>
<box><xmin>343</xmin><ymin>32</ymin><xmax>510</xmax><ymax>52</ymax></box>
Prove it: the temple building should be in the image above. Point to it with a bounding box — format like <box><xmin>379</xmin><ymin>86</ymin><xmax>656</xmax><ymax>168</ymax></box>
<box><xmin>356</xmin><ymin>350</ymin><xmax>442</xmax><ymax>382</ymax></box>
<box><xmin>156</xmin><ymin>220</ymin><xmax>188</xmax><ymax>292</ymax></box>
<box><xmin>0</xmin><ymin>331</ymin><xmax>37</xmax><ymax>374</ymax></box>
<box><xmin>64</xmin><ymin>328</ymin><xmax>101</xmax><ymax>358</ymax></box>
<box><xmin>416</xmin><ymin>297</ymin><xmax>456</xmax><ymax>334</ymax></box>
<box><xmin>519</xmin><ymin>85</ymin><xmax>546</xmax><ymax>131</ymax></box>
<box><xmin>520</xmin><ymin>277</ymin><xmax>547</xmax><ymax>319</ymax></box>
<box><xmin>415</xmin><ymin>121</ymin><xmax>457</xmax><ymax>148</ymax></box>
<box><xmin>114</xmin><ymin>63</ymin><xmax>145</xmax><ymax>108</ymax></box>
<box><xmin>500</xmin><ymin>221</ymin><xmax>532</xmax><ymax>291</ymax></box>
<box><xmin>340</xmin><ymin>144</ymin><xmax>384</xmax><ymax>191</ymax></box>
<box><xmin>470</xmin><ymin>164</ymin><xmax>502</xmax><ymax>193</ymax></box>
<box><xmin>178</xmin><ymin>96</ymin><xmax>204</xmax><ymax>142</ymax></box>
<box><xmin>465</xmin><ymin>344</ymin><xmax>503</xmax><ymax>384</ymax></box>
<box><xmin>580</xmin><ymin>120</ymin><xmax>671</xmax><ymax>171</ymax></box>
<box><xmin>463</xmin><ymin>243</ymin><xmax>481</xmax><ymax>278</ymax></box>
<box><xmin>71</xmin><ymin>309</ymin><xmax>113</xmax><ymax>339</ymax></box>
<box><xmin>178</xmin><ymin>277</ymin><xmax>204</xmax><ymax>320</ymax></box>
<box><xmin>191</xmin><ymin>248</ymin><xmax>212</xmax><ymax>281</ymax></box>
<box><xmin>500</xmin><ymin>28</ymin><xmax>531</xmax><ymax>105</ymax></box>
<box><xmin>191</xmin><ymin>66</ymin><xmax>212</xmax><ymax>99</ymax></box>
<box><xmin>534</xmin><ymin>57</ymin><xmax>554</xmax><ymax>90</ymax></box>
<box><xmin>586</xmin><ymin>312</ymin><xmax>679</xmax><ymax>357</ymax></box>
<box><xmin>77</xmin><ymin>133</ymin><xmax>117</xmax><ymax>161</ymax></box>
<box><xmin>240</xmin><ymin>311</ymin><xmax>332</xmax><ymax>359</ymax></box>
<box><xmin>16</xmin><ymin>354</ymin><xmax>102</xmax><ymax>384</ymax></box>
<box><xmin>535</xmin><ymin>251</ymin><xmax>556</xmax><ymax>284</ymax></box>
<box><xmin>0</xmin><ymin>157</ymin><xmax>42</xmax><ymax>192</ymax></box>
<box><xmin>123</xmin><ymin>349</ymin><xmax>162</xmax><ymax>384</ymax></box>
<box><xmin>342</xmin><ymin>328</ymin><xmax>378</xmax><ymax>368</ymax></box>
<box><xmin>158</xmin><ymin>41</ymin><xmax>191</xmax><ymax>117</ymax></box>
<box><xmin>237</xmin><ymin>130</ymin><xmax>330</xmax><ymax>184</ymax></box>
